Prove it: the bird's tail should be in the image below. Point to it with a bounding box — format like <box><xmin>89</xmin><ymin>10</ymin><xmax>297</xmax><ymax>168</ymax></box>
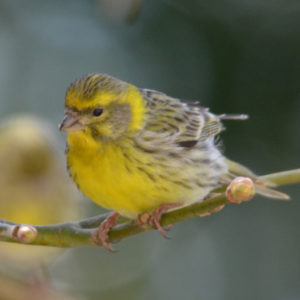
<box><xmin>219</xmin><ymin>114</ymin><xmax>249</xmax><ymax>121</ymax></box>
<box><xmin>218</xmin><ymin>115</ymin><xmax>289</xmax><ymax>199</ymax></box>
<box><xmin>224</xmin><ymin>158</ymin><xmax>290</xmax><ymax>200</ymax></box>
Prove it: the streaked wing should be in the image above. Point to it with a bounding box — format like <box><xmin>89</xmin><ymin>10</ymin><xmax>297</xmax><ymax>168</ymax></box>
<box><xmin>141</xmin><ymin>89</ymin><xmax>223</xmax><ymax>147</ymax></box>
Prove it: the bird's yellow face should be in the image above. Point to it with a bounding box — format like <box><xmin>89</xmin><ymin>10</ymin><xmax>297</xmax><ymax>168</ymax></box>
<box><xmin>60</xmin><ymin>73</ymin><xmax>146</xmax><ymax>140</ymax></box>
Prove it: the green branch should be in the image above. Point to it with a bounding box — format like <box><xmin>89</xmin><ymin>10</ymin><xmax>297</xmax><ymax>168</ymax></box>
<box><xmin>0</xmin><ymin>169</ymin><xmax>299</xmax><ymax>248</ymax></box>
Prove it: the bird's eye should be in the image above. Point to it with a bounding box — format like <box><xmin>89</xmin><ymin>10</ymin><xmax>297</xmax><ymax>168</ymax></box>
<box><xmin>93</xmin><ymin>108</ymin><xmax>103</xmax><ymax>117</ymax></box>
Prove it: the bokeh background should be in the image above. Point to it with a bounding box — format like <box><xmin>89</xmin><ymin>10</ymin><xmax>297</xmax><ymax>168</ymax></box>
<box><xmin>0</xmin><ymin>0</ymin><xmax>299</xmax><ymax>299</ymax></box>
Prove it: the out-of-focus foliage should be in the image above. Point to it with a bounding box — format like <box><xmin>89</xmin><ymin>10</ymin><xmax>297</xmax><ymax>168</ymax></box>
<box><xmin>0</xmin><ymin>0</ymin><xmax>299</xmax><ymax>299</ymax></box>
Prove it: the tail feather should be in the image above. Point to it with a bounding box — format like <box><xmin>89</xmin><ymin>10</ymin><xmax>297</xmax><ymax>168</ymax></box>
<box><xmin>226</xmin><ymin>158</ymin><xmax>277</xmax><ymax>187</ymax></box>
<box><xmin>222</xmin><ymin>160</ymin><xmax>290</xmax><ymax>200</ymax></box>
<box><xmin>254</xmin><ymin>184</ymin><xmax>290</xmax><ymax>200</ymax></box>
<box><xmin>219</xmin><ymin>114</ymin><xmax>249</xmax><ymax>121</ymax></box>
<box><xmin>226</xmin><ymin>158</ymin><xmax>257</xmax><ymax>179</ymax></box>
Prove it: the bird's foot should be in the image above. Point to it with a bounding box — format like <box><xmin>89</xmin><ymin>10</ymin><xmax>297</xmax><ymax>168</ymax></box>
<box><xmin>94</xmin><ymin>212</ymin><xmax>120</xmax><ymax>252</ymax></box>
<box><xmin>137</xmin><ymin>202</ymin><xmax>183</xmax><ymax>238</ymax></box>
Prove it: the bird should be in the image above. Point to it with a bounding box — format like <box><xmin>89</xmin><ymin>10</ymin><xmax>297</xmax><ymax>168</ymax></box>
<box><xmin>60</xmin><ymin>73</ymin><xmax>287</xmax><ymax>250</ymax></box>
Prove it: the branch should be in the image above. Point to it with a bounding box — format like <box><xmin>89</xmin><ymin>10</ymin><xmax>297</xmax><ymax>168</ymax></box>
<box><xmin>1</xmin><ymin>169</ymin><xmax>299</xmax><ymax>248</ymax></box>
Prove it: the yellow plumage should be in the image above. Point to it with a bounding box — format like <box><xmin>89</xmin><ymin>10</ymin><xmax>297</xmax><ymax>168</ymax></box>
<box><xmin>66</xmin><ymin>130</ymin><xmax>218</xmax><ymax>218</ymax></box>
<box><xmin>62</xmin><ymin>73</ymin><xmax>230</xmax><ymax>219</ymax></box>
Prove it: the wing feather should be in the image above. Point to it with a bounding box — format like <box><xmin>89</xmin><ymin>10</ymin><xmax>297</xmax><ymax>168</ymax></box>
<box><xmin>141</xmin><ymin>89</ymin><xmax>223</xmax><ymax>147</ymax></box>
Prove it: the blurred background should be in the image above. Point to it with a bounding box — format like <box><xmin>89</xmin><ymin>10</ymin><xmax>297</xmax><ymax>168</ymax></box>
<box><xmin>0</xmin><ymin>0</ymin><xmax>299</xmax><ymax>299</ymax></box>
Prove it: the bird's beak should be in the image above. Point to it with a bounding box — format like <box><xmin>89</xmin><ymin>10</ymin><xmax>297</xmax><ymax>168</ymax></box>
<box><xmin>59</xmin><ymin>113</ymin><xmax>84</xmax><ymax>132</ymax></box>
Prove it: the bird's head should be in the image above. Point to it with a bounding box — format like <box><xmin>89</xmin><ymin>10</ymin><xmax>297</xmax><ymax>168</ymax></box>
<box><xmin>60</xmin><ymin>73</ymin><xmax>146</xmax><ymax>140</ymax></box>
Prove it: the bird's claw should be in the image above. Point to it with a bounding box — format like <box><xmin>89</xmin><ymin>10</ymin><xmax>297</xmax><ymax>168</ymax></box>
<box><xmin>137</xmin><ymin>202</ymin><xmax>183</xmax><ymax>238</ymax></box>
<box><xmin>95</xmin><ymin>212</ymin><xmax>119</xmax><ymax>252</ymax></box>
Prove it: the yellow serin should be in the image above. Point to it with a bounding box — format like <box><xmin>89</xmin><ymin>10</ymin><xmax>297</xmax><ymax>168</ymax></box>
<box><xmin>60</xmin><ymin>73</ymin><xmax>250</xmax><ymax>249</ymax></box>
<box><xmin>61</xmin><ymin>73</ymin><xmax>229</xmax><ymax>215</ymax></box>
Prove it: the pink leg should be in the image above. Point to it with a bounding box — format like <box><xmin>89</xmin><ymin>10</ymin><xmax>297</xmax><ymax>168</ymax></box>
<box><xmin>96</xmin><ymin>212</ymin><xmax>120</xmax><ymax>251</ymax></box>
<box><xmin>138</xmin><ymin>202</ymin><xmax>183</xmax><ymax>238</ymax></box>
<box><xmin>137</xmin><ymin>212</ymin><xmax>151</xmax><ymax>229</ymax></box>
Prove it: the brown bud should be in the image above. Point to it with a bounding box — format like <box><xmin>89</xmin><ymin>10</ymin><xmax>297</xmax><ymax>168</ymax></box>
<box><xmin>226</xmin><ymin>177</ymin><xmax>255</xmax><ymax>204</ymax></box>
<box><xmin>14</xmin><ymin>225</ymin><xmax>38</xmax><ymax>244</ymax></box>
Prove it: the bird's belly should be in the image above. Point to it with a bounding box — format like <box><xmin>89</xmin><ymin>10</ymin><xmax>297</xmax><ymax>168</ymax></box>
<box><xmin>67</xmin><ymin>140</ymin><xmax>226</xmax><ymax>218</ymax></box>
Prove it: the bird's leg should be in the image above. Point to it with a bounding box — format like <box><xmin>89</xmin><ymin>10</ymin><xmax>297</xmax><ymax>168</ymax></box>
<box><xmin>95</xmin><ymin>212</ymin><xmax>120</xmax><ymax>251</ymax></box>
<box><xmin>137</xmin><ymin>212</ymin><xmax>151</xmax><ymax>229</ymax></box>
<box><xmin>138</xmin><ymin>202</ymin><xmax>183</xmax><ymax>238</ymax></box>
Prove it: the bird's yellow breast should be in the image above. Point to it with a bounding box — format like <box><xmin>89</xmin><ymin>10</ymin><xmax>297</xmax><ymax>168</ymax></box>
<box><xmin>66</xmin><ymin>131</ymin><xmax>190</xmax><ymax>218</ymax></box>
